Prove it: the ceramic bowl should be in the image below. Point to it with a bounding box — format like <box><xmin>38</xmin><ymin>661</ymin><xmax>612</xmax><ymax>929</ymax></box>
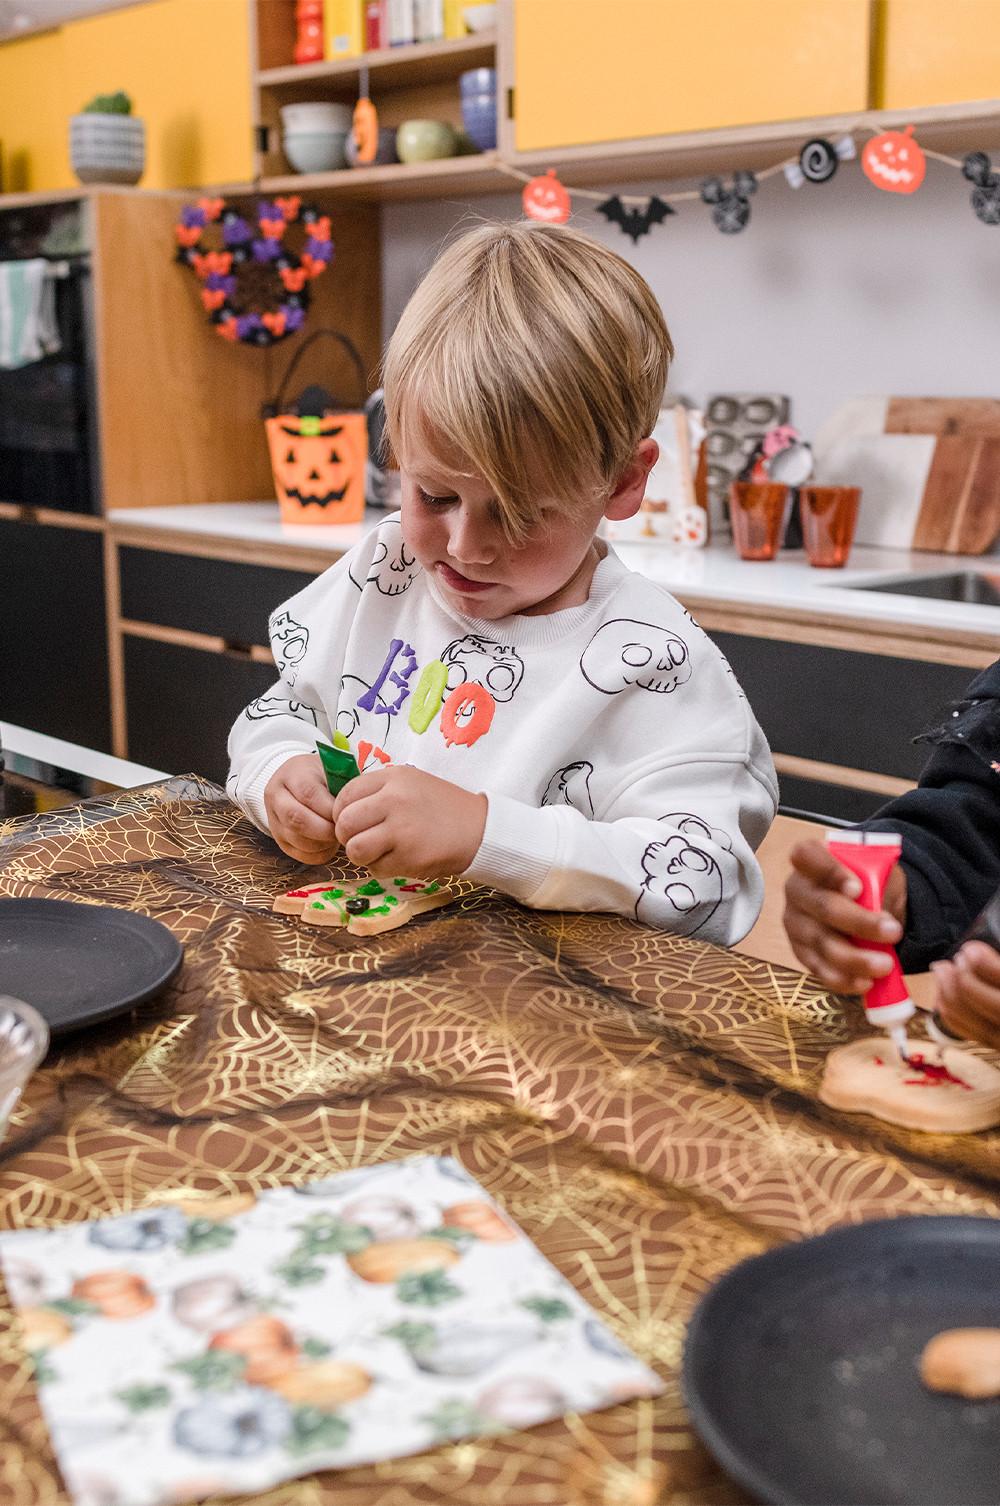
<box><xmin>460</xmin><ymin>94</ymin><xmax>496</xmax><ymax>151</ymax></box>
<box><xmin>462</xmin><ymin>3</ymin><xmax>497</xmax><ymax>31</ymax></box>
<box><xmin>459</xmin><ymin>66</ymin><xmax>496</xmax><ymax>97</ymax></box>
<box><xmin>282</xmin><ymin>130</ymin><xmax>348</xmax><ymax>173</ymax></box>
<box><xmin>280</xmin><ymin>101</ymin><xmax>353</xmax><ymax>133</ymax></box>
<box><xmin>396</xmin><ymin>119</ymin><xmax>458</xmax><ymax>164</ymax></box>
<box><xmin>345</xmin><ymin>125</ymin><xmax>398</xmax><ymax>167</ymax></box>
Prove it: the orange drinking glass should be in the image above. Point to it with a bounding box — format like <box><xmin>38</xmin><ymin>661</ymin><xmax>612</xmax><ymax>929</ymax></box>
<box><xmin>729</xmin><ymin>481</ymin><xmax>790</xmax><ymax>561</ymax></box>
<box><xmin>800</xmin><ymin>485</ymin><xmax>862</xmax><ymax>568</ymax></box>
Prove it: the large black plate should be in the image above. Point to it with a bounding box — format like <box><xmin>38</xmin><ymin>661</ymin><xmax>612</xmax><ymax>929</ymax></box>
<box><xmin>0</xmin><ymin>898</ymin><xmax>183</xmax><ymax>1036</ymax></box>
<box><xmin>683</xmin><ymin>1215</ymin><xmax>1000</xmax><ymax>1506</ymax></box>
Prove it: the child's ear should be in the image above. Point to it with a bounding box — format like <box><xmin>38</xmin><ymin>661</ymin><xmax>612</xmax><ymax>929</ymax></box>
<box><xmin>604</xmin><ymin>438</ymin><xmax>659</xmax><ymax>521</ymax></box>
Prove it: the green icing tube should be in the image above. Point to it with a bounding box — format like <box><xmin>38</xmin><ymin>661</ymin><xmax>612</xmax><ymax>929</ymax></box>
<box><xmin>316</xmin><ymin>738</ymin><xmax>360</xmax><ymax>796</ymax></box>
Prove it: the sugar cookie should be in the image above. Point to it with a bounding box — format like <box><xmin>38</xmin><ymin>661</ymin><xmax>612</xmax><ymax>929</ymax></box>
<box><xmin>273</xmin><ymin>876</ymin><xmax>453</xmax><ymax>935</ymax></box>
<box><xmin>921</xmin><ymin>1328</ymin><xmax>1000</xmax><ymax>1398</ymax></box>
<box><xmin>819</xmin><ymin>1037</ymin><xmax>1000</xmax><ymax>1133</ymax></box>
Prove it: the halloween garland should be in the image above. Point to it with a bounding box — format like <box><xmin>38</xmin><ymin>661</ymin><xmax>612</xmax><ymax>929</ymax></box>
<box><xmin>510</xmin><ymin>121</ymin><xmax>1000</xmax><ymax>239</ymax></box>
<box><xmin>174</xmin><ymin>195</ymin><xmax>333</xmax><ymax>345</ymax></box>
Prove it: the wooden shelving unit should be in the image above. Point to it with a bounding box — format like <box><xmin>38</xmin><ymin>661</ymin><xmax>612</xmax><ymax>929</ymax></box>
<box><xmin>259</xmin><ymin>149</ymin><xmax>508</xmax><ymax>201</ymax></box>
<box><xmin>258</xmin><ymin>31</ymin><xmax>496</xmax><ymax>94</ymax></box>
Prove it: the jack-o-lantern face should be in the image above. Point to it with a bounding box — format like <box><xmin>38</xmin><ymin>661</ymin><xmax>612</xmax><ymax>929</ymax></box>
<box><xmin>862</xmin><ymin>126</ymin><xmax>926</xmax><ymax>194</ymax></box>
<box><xmin>523</xmin><ymin>169</ymin><xmax>571</xmax><ymax>223</ymax></box>
<box><xmin>266</xmin><ymin>410</ymin><xmax>367</xmax><ymax>524</ymax></box>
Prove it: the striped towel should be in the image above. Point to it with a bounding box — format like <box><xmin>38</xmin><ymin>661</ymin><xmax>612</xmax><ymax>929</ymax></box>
<box><xmin>0</xmin><ymin>259</ymin><xmax>61</xmax><ymax>369</ymax></box>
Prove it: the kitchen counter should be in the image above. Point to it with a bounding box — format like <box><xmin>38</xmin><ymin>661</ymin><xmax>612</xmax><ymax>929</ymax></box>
<box><xmin>107</xmin><ymin>502</ymin><xmax>1000</xmax><ymax>647</ymax></box>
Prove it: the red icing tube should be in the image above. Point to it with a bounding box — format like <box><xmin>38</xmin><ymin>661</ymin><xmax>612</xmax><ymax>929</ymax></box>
<box><xmin>825</xmin><ymin>830</ymin><xmax>915</xmax><ymax>1031</ymax></box>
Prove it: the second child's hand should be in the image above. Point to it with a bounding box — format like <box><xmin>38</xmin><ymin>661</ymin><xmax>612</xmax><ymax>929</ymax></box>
<box><xmin>332</xmin><ymin>764</ymin><xmax>487</xmax><ymax>880</ymax></box>
<box><xmin>783</xmin><ymin>838</ymin><xmax>906</xmax><ymax>994</ymax></box>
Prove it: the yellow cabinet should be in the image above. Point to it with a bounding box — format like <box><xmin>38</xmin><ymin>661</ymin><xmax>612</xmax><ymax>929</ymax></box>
<box><xmin>513</xmin><ymin>0</ymin><xmax>871</xmax><ymax>153</ymax></box>
<box><xmin>877</xmin><ymin>0</ymin><xmax>1000</xmax><ymax>109</ymax></box>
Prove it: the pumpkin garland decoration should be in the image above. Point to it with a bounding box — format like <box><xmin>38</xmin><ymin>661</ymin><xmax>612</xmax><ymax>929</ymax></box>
<box><xmin>522</xmin><ymin>169</ymin><xmax>571</xmax><ymax>224</ymax></box>
<box><xmin>861</xmin><ymin>124</ymin><xmax>926</xmax><ymax>194</ymax></box>
<box><xmin>174</xmin><ymin>195</ymin><xmax>333</xmax><ymax>345</ymax></box>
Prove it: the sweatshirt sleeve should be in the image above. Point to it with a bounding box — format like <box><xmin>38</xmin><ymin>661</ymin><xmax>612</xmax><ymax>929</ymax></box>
<box><xmin>864</xmin><ymin>682</ymin><xmax>1000</xmax><ymax>970</ymax></box>
<box><xmin>225</xmin><ymin>525</ymin><xmax>383</xmax><ymax>832</ymax></box>
<box><xmin>464</xmin><ymin>707</ymin><xmax>777</xmax><ymax>946</ymax></box>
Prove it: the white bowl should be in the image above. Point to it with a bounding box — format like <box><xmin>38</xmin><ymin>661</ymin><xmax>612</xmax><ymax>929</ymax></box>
<box><xmin>282</xmin><ymin>130</ymin><xmax>348</xmax><ymax>173</ymax></box>
<box><xmin>280</xmin><ymin>101</ymin><xmax>353</xmax><ymax>133</ymax></box>
<box><xmin>462</xmin><ymin>3</ymin><xmax>496</xmax><ymax>30</ymax></box>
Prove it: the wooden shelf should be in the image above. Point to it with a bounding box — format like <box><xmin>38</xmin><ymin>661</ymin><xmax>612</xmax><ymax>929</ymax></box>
<box><xmin>509</xmin><ymin>98</ymin><xmax>1000</xmax><ymax>188</ymax></box>
<box><xmin>258</xmin><ymin>150</ymin><xmax>510</xmax><ymax>202</ymax></box>
<box><xmin>257</xmin><ymin>32</ymin><xmax>496</xmax><ymax>95</ymax></box>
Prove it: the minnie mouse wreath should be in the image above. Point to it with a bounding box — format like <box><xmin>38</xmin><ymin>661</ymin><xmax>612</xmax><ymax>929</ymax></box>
<box><xmin>174</xmin><ymin>195</ymin><xmax>333</xmax><ymax>346</ymax></box>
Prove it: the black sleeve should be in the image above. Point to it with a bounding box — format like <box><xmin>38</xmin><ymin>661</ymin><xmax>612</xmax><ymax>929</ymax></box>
<box><xmin>864</xmin><ymin>659</ymin><xmax>1000</xmax><ymax>972</ymax></box>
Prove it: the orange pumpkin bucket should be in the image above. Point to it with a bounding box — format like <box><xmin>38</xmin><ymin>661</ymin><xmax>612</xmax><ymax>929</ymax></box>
<box><xmin>263</xmin><ymin>329</ymin><xmax>370</xmax><ymax>525</ymax></box>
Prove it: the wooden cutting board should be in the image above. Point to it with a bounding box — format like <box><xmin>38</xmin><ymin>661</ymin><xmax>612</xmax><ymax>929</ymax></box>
<box><xmin>813</xmin><ymin>396</ymin><xmax>1000</xmax><ymax>555</ymax></box>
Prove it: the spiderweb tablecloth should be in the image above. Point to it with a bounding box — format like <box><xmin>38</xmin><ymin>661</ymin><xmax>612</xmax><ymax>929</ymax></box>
<box><xmin>1</xmin><ymin>778</ymin><xmax>999</xmax><ymax>1506</ymax></box>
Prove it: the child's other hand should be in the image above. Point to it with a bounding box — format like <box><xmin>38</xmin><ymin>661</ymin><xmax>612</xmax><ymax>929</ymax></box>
<box><xmin>783</xmin><ymin>838</ymin><xmax>907</xmax><ymax>993</ymax></box>
<box><xmin>931</xmin><ymin>943</ymin><xmax>1000</xmax><ymax>1051</ymax></box>
<box><xmin>263</xmin><ymin>753</ymin><xmax>339</xmax><ymax>864</ymax></box>
<box><xmin>332</xmin><ymin>765</ymin><xmax>487</xmax><ymax>879</ymax></box>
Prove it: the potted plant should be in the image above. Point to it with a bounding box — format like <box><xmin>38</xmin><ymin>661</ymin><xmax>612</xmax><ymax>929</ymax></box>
<box><xmin>70</xmin><ymin>91</ymin><xmax>145</xmax><ymax>185</ymax></box>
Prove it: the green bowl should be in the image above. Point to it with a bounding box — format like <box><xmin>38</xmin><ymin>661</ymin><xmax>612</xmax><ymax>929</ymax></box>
<box><xmin>396</xmin><ymin>119</ymin><xmax>458</xmax><ymax>164</ymax></box>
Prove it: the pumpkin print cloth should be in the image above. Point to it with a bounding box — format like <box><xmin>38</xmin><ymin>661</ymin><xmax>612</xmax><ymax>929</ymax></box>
<box><xmin>226</xmin><ymin>511</ymin><xmax>777</xmax><ymax>943</ymax></box>
<box><xmin>0</xmin><ymin>1157</ymin><xmax>659</xmax><ymax>1506</ymax></box>
<box><xmin>4</xmin><ymin>779</ymin><xmax>1000</xmax><ymax>1506</ymax></box>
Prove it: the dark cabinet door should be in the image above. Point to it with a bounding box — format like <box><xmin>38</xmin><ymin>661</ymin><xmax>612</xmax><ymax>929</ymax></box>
<box><xmin>124</xmin><ymin>637</ymin><xmax>277</xmax><ymax>786</ymax></box>
<box><xmin>0</xmin><ymin>517</ymin><xmax>110</xmax><ymax>752</ymax></box>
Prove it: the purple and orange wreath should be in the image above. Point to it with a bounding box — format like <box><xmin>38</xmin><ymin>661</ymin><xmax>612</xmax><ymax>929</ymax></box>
<box><xmin>174</xmin><ymin>194</ymin><xmax>333</xmax><ymax>346</ymax></box>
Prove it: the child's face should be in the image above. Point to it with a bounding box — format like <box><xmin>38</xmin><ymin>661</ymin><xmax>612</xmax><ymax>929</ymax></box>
<box><xmin>399</xmin><ymin>442</ymin><xmax>606</xmax><ymax>620</ymax></box>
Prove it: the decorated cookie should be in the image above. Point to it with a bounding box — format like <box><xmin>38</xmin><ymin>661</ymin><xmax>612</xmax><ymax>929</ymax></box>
<box><xmin>273</xmin><ymin>875</ymin><xmax>453</xmax><ymax>935</ymax></box>
<box><xmin>819</xmin><ymin>1037</ymin><xmax>1000</xmax><ymax>1133</ymax></box>
<box><xmin>921</xmin><ymin>1328</ymin><xmax>1000</xmax><ymax>1398</ymax></box>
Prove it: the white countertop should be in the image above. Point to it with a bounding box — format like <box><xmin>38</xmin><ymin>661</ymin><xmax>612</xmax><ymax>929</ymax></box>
<box><xmin>106</xmin><ymin>503</ymin><xmax>1000</xmax><ymax>640</ymax></box>
<box><xmin>3</xmin><ymin>723</ymin><xmax>167</xmax><ymax>788</ymax></box>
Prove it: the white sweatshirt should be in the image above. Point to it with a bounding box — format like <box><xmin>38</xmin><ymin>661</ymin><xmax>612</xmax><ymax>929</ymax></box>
<box><xmin>227</xmin><ymin>514</ymin><xmax>778</xmax><ymax>943</ymax></box>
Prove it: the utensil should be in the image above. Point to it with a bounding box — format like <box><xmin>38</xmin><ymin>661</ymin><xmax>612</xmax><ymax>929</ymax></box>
<box><xmin>0</xmin><ymin>997</ymin><xmax>48</xmax><ymax>1142</ymax></box>
<box><xmin>280</xmin><ymin>101</ymin><xmax>353</xmax><ymax>132</ymax></box>
<box><xmin>684</xmin><ymin>1214</ymin><xmax>1000</xmax><ymax>1506</ymax></box>
<box><xmin>282</xmin><ymin>130</ymin><xmax>348</xmax><ymax>173</ymax></box>
<box><xmin>729</xmin><ymin>481</ymin><xmax>790</xmax><ymax>560</ymax></box>
<box><xmin>396</xmin><ymin>119</ymin><xmax>457</xmax><ymax>163</ymax></box>
<box><xmin>0</xmin><ymin>898</ymin><xmax>182</xmax><ymax>1036</ymax></box>
<box><xmin>461</xmin><ymin>3</ymin><xmax>497</xmax><ymax>31</ymax></box>
<box><xmin>800</xmin><ymin>484</ymin><xmax>861</xmax><ymax>567</ymax></box>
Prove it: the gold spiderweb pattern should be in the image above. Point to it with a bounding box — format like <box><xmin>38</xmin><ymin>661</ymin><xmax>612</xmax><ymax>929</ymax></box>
<box><xmin>1</xmin><ymin>778</ymin><xmax>999</xmax><ymax>1506</ymax></box>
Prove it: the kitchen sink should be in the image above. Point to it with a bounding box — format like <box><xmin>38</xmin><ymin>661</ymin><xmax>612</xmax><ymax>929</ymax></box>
<box><xmin>848</xmin><ymin>571</ymin><xmax>1000</xmax><ymax>607</ymax></box>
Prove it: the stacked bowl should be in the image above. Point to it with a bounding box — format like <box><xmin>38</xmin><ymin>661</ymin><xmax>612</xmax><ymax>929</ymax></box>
<box><xmin>459</xmin><ymin>67</ymin><xmax>496</xmax><ymax>152</ymax></box>
<box><xmin>280</xmin><ymin>102</ymin><xmax>352</xmax><ymax>174</ymax></box>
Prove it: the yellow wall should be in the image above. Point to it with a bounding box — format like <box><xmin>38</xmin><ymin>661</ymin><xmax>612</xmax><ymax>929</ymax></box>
<box><xmin>878</xmin><ymin>0</ymin><xmax>1000</xmax><ymax>109</ymax></box>
<box><xmin>0</xmin><ymin>0</ymin><xmax>252</xmax><ymax>191</ymax></box>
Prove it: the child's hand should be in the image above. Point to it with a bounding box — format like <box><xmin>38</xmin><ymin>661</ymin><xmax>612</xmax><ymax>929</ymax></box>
<box><xmin>263</xmin><ymin>753</ymin><xmax>339</xmax><ymax>864</ymax></box>
<box><xmin>332</xmin><ymin>765</ymin><xmax>487</xmax><ymax>879</ymax></box>
<box><xmin>931</xmin><ymin>943</ymin><xmax>1000</xmax><ymax>1051</ymax></box>
<box><xmin>783</xmin><ymin>838</ymin><xmax>907</xmax><ymax>992</ymax></box>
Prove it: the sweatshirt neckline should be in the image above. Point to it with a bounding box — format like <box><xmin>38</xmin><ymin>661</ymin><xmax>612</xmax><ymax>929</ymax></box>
<box><xmin>423</xmin><ymin>547</ymin><xmax>628</xmax><ymax>645</ymax></box>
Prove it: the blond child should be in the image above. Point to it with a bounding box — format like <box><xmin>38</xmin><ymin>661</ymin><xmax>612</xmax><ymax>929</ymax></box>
<box><xmin>227</xmin><ymin>222</ymin><xmax>777</xmax><ymax>941</ymax></box>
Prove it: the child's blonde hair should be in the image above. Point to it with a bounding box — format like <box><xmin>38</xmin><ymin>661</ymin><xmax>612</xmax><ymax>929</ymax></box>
<box><xmin>383</xmin><ymin>220</ymin><xmax>673</xmax><ymax>542</ymax></box>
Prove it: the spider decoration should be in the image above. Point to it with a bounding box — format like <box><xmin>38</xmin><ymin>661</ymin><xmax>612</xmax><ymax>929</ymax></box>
<box><xmin>174</xmin><ymin>195</ymin><xmax>333</xmax><ymax>345</ymax></box>
<box><xmin>700</xmin><ymin>172</ymin><xmax>758</xmax><ymax>234</ymax></box>
<box><xmin>962</xmin><ymin>152</ymin><xmax>1000</xmax><ymax>226</ymax></box>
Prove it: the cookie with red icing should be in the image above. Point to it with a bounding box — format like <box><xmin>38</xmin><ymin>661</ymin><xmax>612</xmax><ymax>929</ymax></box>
<box><xmin>819</xmin><ymin>1037</ymin><xmax>1000</xmax><ymax>1133</ymax></box>
<box><xmin>274</xmin><ymin>875</ymin><xmax>453</xmax><ymax>934</ymax></box>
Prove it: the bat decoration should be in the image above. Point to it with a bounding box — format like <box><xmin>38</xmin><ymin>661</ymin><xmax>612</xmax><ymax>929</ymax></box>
<box><xmin>963</xmin><ymin>152</ymin><xmax>1000</xmax><ymax>225</ymax></box>
<box><xmin>700</xmin><ymin>172</ymin><xmax>758</xmax><ymax>234</ymax></box>
<box><xmin>597</xmin><ymin>194</ymin><xmax>675</xmax><ymax>243</ymax></box>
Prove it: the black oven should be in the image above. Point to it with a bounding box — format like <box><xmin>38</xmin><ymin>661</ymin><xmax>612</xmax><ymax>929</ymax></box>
<box><xmin>0</xmin><ymin>199</ymin><xmax>99</xmax><ymax>514</ymax></box>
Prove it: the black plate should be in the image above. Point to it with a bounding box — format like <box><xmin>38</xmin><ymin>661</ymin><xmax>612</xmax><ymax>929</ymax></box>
<box><xmin>683</xmin><ymin>1215</ymin><xmax>1000</xmax><ymax>1506</ymax></box>
<box><xmin>0</xmin><ymin>898</ymin><xmax>183</xmax><ymax>1036</ymax></box>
